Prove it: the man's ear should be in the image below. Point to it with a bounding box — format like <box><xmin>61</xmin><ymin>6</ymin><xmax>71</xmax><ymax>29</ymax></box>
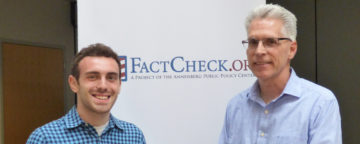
<box><xmin>289</xmin><ymin>41</ymin><xmax>297</xmax><ymax>60</ymax></box>
<box><xmin>68</xmin><ymin>75</ymin><xmax>79</xmax><ymax>93</ymax></box>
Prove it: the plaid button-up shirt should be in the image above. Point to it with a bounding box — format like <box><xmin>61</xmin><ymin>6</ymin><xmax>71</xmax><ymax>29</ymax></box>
<box><xmin>27</xmin><ymin>106</ymin><xmax>146</xmax><ymax>144</ymax></box>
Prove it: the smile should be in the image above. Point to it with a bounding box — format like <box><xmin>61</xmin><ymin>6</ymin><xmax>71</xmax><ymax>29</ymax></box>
<box><xmin>92</xmin><ymin>94</ymin><xmax>110</xmax><ymax>100</ymax></box>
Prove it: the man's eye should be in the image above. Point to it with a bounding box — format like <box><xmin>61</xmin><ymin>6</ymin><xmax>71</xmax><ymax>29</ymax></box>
<box><xmin>107</xmin><ymin>75</ymin><xmax>118</xmax><ymax>81</ymax></box>
<box><xmin>87</xmin><ymin>75</ymin><xmax>97</xmax><ymax>80</ymax></box>
<box><xmin>265</xmin><ymin>38</ymin><xmax>277</xmax><ymax>45</ymax></box>
<box><xmin>249</xmin><ymin>39</ymin><xmax>258</xmax><ymax>45</ymax></box>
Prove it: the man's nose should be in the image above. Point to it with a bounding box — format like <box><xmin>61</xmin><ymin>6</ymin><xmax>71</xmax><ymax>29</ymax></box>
<box><xmin>97</xmin><ymin>78</ymin><xmax>108</xmax><ymax>91</ymax></box>
<box><xmin>254</xmin><ymin>41</ymin><xmax>267</xmax><ymax>54</ymax></box>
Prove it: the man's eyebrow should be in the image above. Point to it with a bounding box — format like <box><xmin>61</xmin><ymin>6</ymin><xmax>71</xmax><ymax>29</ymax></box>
<box><xmin>84</xmin><ymin>71</ymin><xmax>100</xmax><ymax>75</ymax></box>
<box><xmin>107</xmin><ymin>72</ymin><xmax>119</xmax><ymax>76</ymax></box>
<box><xmin>83</xmin><ymin>71</ymin><xmax>119</xmax><ymax>76</ymax></box>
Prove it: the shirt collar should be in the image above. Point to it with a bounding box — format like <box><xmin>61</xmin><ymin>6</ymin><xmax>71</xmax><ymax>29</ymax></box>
<box><xmin>64</xmin><ymin>106</ymin><xmax>84</xmax><ymax>129</ymax></box>
<box><xmin>64</xmin><ymin>106</ymin><xmax>124</xmax><ymax>131</ymax></box>
<box><xmin>247</xmin><ymin>68</ymin><xmax>302</xmax><ymax>103</ymax></box>
<box><xmin>248</xmin><ymin>81</ymin><xmax>261</xmax><ymax>102</ymax></box>
<box><xmin>109</xmin><ymin>114</ymin><xmax>125</xmax><ymax>131</ymax></box>
<box><xmin>282</xmin><ymin>68</ymin><xmax>302</xmax><ymax>98</ymax></box>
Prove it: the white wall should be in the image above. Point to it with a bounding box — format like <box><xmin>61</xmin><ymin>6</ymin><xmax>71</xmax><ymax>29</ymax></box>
<box><xmin>78</xmin><ymin>0</ymin><xmax>264</xmax><ymax>143</ymax></box>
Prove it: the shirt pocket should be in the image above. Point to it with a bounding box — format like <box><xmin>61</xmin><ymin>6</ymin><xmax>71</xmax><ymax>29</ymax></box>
<box><xmin>274</xmin><ymin>136</ymin><xmax>307</xmax><ymax>144</ymax></box>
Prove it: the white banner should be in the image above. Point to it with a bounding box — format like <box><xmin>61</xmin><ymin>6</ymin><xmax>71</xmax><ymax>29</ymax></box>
<box><xmin>78</xmin><ymin>0</ymin><xmax>264</xmax><ymax>143</ymax></box>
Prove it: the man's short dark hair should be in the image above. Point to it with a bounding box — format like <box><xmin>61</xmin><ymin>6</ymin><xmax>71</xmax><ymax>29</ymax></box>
<box><xmin>71</xmin><ymin>43</ymin><xmax>121</xmax><ymax>80</ymax></box>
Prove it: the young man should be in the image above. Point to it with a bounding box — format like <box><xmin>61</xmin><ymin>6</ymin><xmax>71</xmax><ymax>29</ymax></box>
<box><xmin>27</xmin><ymin>43</ymin><xmax>146</xmax><ymax>143</ymax></box>
<box><xmin>219</xmin><ymin>4</ymin><xmax>342</xmax><ymax>144</ymax></box>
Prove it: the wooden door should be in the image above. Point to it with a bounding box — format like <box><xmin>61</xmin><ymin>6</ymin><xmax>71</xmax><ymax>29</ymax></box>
<box><xmin>2</xmin><ymin>42</ymin><xmax>64</xmax><ymax>144</ymax></box>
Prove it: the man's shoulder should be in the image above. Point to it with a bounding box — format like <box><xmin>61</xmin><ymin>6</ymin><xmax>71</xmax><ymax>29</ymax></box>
<box><xmin>297</xmin><ymin>77</ymin><xmax>336</xmax><ymax>100</ymax></box>
<box><xmin>226</xmin><ymin>87</ymin><xmax>252</xmax><ymax>107</ymax></box>
<box><xmin>32</xmin><ymin>116</ymin><xmax>66</xmax><ymax>134</ymax></box>
<box><xmin>26</xmin><ymin>116</ymin><xmax>66</xmax><ymax>143</ymax></box>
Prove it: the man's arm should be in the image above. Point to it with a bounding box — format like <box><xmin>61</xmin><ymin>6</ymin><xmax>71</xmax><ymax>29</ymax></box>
<box><xmin>140</xmin><ymin>130</ymin><xmax>147</xmax><ymax>144</ymax></box>
<box><xmin>219</xmin><ymin>106</ymin><xmax>230</xmax><ymax>144</ymax></box>
<box><xmin>308</xmin><ymin>98</ymin><xmax>342</xmax><ymax>144</ymax></box>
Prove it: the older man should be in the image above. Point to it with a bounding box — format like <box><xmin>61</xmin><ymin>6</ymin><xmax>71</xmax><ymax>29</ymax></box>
<box><xmin>219</xmin><ymin>4</ymin><xmax>342</xmax><ymax>144</ymax></box>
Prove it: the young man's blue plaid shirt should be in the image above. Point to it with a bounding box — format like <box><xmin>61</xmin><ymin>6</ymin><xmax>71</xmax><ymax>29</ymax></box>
<box><xmin>26</xmin><ymin>106</ymin><xmax>146</xmax><ymax>144</ymax></box>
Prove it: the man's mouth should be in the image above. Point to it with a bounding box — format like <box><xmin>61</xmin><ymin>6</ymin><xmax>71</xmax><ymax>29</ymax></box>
<box><xmin>254</xmin><ymin>61</ymin><xmax>271</xmax><ymax>65</ymax></box>
<box><xmin>92</xmin><ymin>95</ymin><xmax>110</xmax><ymax>100</ymax></box>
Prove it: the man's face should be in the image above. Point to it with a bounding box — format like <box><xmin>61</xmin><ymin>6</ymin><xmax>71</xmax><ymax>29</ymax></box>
<box><xmin>246</xmin><ymin>18</ymin><xmax>297</xmax><ymax>81</ymax></box>
<box><xmin>69</xmin><ymin>56</ymin><xmax>121</xmax><ymax>115</ymax></box>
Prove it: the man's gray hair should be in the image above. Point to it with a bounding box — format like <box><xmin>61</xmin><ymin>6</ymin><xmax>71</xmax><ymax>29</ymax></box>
<box><xmin>245</xmin><ymin>4</ymin><xmax>297</xmax><ymax>41</ymax></box>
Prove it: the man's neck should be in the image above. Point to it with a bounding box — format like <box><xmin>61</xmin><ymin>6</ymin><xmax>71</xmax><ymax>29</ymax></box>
<box><xmin>258</xmin><ymin>68</ymin><xmax>291</xmax><ymax>104</ymax></box>
<box><xmin>76</xmin><ymin>107</ymin><xmax>110</xmax><ymax>127</ymax></box>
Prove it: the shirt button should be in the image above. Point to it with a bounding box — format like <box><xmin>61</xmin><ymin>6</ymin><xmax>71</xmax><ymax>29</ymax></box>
<box><xmin>260</xmin><ymin>132</ymin><xmax>265</xmax><ymax>137</ymax></box>
<box><xmin>264</xmin><ymin>110</ymin><xmax>269</xmax><ymax>114</ymax></box>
